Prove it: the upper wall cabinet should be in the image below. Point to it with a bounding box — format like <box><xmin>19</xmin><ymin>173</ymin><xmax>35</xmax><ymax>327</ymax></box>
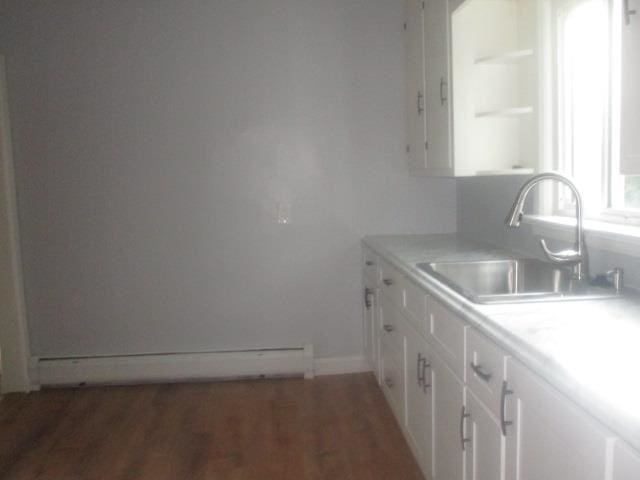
<box><xmin>620</xmin><ymin>1</ymin><xmax>640</xmax><ymax>175</ymax></box>
<box><xmin>405</xmin><ymin>0</ymin><xmax>543</xmax><ymax>177</ymax></box>
<box><xmin>405</xmin><ymin>0</ymin><xmax>454</xmax><ymax>176</ymax></box>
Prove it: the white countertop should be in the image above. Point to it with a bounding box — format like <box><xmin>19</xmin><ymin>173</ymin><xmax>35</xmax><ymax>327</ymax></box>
<box><xmin>363</xmin><ymin>233</ymin><xmax>640</xmax><ymax>452</ymax></box>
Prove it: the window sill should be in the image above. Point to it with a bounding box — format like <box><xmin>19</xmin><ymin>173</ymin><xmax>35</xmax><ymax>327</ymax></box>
<box><xmin>523</xmin><ymin>215</ymin><xmax>640</xmax><ymax>258</ymax></box>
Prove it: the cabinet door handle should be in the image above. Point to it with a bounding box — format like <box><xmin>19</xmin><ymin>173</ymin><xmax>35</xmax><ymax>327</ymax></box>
<box><xmin>382</xmin><ymin>278</ymin><xmax>394</xmax><ymax>286</ymax></box>
<box><xmin>501</xmin><ymin>381</ymin><xmax>514</xmax><ymax>436</ymax></box>
<box><xmin>417</xmin><ymin>91</ymin><xmax>424</xmax><ymax>115</ymax></box>
<box><xmin>365</xmin><ymin>260</ymin><xmax>375</xmax><ymax>266</ymax></box>
<box><xmin>625</xmin><ymin>0</ymin><xmax>637</xmax><ymax>24</ymax></box>
<box><xmin>421</xmin><ymin>359</ymin><xmax>431</xmax><ymax>393</ymax></box>
<box><xmin>417</xmin><ymin>353</ymin><xmax>425</xmax><ymax>386</ymax></box>
<box><xmin>440</xmin><ymin>77</ymin><xmax>448</xmax><ymax>106</ymax></box>
<box><xmin>470</xmin><ymin>362</ymin><xmax>492</xmax><ymax>382</ymax></box>
<box><xmin>460</xmin><ymin>406</ymin><xmax>471</xmax><ymax>451</ymax></box>
<box><xmin>383</xmin><ymin>325</ymin><xmax>394</xmax><ymax>332</ymax></box>
<box><xmin>364</xmin><ymin>287</ymin><xmax>372</xmax><ymax>309</ymax></box>
<box><xmin>384</xmin><ymin>377</ymin><xmax>394</xmax><ymax>388</ymax></box>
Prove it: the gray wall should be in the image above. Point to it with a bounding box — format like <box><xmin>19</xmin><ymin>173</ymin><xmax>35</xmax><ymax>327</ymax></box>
<box><xmin>0</xmin><ymin>0</ymin><xmax>456</xmax><ymax>359</ymax></box>
<box><xmin>457</xmin><ymin>176</ymin><xmax>640</xmax><ymax>289</ymax></box>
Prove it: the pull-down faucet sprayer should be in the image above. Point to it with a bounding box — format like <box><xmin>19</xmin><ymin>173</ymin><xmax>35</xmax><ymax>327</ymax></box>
<box><xmin>505</xmin><ymin>172</ymin><xmax>587</xmax><ymax>280</ymax></box>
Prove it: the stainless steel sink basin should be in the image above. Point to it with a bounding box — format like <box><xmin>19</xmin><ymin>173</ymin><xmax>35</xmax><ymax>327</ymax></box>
<box><xmin>416</xmin><ymin>258</ymin><xmax>619</xmax><ymax>304</ymax></box>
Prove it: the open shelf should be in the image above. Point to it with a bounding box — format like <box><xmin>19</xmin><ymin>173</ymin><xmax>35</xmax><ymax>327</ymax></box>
<box><xmin>475</xmin><ymin>106</ymin><xmax>533</xmax><ymax>118</ymax></box>
<box><xmin>474</xmin><ymin>49</ymin><xmax>534</xmax><ymax>65</ymax></box>
<box><xmin>475</xmin><ymin>168</ymin><xmax>535</xmax><ymax>176</ymax></box>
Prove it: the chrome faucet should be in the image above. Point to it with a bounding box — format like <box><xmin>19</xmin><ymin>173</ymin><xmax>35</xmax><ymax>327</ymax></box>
<box><xmin>505</xmin><ymin>172</ymin><xmax>588</xmax><ymax>280</ymax></box>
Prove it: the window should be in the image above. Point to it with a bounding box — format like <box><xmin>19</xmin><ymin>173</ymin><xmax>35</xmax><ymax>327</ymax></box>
<box><xmin>551</xmin><ymin>0</ymin><xmax>640</xmax><ymax>222</ymax></box>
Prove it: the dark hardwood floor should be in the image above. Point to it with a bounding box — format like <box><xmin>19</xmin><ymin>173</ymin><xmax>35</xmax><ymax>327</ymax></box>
<box><xmin>0</xmin><ymin>373</ymin><xmax>425</xmax><ymax>480</ymax></box>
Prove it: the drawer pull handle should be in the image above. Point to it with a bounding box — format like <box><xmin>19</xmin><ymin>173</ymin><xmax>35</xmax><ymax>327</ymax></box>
<box><xmin>501</xmin><ymin>381</ymin><xmax>514</xmax><ymax>436</ymax></box>
<box><xmin>460</xmin><ymin>406</ymin><xmax>471</xmax><ymax>451</ymax></box>
<box><xmin>384</xmin><ymin>378</ymin><xmax>394</xmax><ymax>388</ymax></box>
<box><xmin>440</xmin><ymin>77</ymin><xmax>448</xmax><ymax>106</ymax></box>
<box><xmin>382</xmin><ymin>278</ymin><xmax>394</xmax><ymax>286</ymax></box>
<box><xmin>383</xmin><ymin>325</ymin><xmax>395</xmax><ymax>333</ymax></box>
<box><xmin>470</xmin><ymin>362</ymin><xmax>492</xmax><ymax>382</ymax></box>
<box><xmin>417</xmin><ymin>354</ymin><xmax>425</xmax><ymax>386</ymax></box>
<box><xmin>421</xmin><ymin>358</ymin><xmax>431</xmax><ymax>393</ymax></box>
<box><xmin>364</xmin><ymin>287</ymin><xmax>373</xmax><ymax>309</ymax></box>
<box><xmin>365</xmin><ymin>260</ymin><xmax>375</xmax><ymax>266</ymax></box>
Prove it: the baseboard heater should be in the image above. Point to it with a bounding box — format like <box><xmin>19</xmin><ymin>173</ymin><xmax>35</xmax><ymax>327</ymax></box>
<box><xmin>32</xmin><ymin>344</ymin><xmax>315</xmax><ymax>388</ymax></box>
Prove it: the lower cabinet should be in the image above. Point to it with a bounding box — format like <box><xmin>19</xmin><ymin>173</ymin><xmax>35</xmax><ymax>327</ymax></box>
<box><xmin>504</xmin><ymin>359</ymin><xmax>615</xmax><ymax>480</ymax></box>
<box><xmin>380</xmin><ymin>298</ymin><xmax>406</xmax><ymax>424</ymax></box>
<box><xmin>381</xmin><ymin>349</ymin><xmax>405</xmax><ymax>424</ymax></box>
<box><xmin>362</xmin><ymin>274</ymin><xmax>377</xmax><ymax>376</ymax></box>
<box><xmin>466</xmin><ymin>391</ymin><xmax>505</xmax><ymax>480</ymax></box>
<box><xmin>364</xmin><ymin>247</ymin><xmax>640</xmax><ymax>480</ymax></box>
<box><xmin>405</xmin><ymin>331</ymin><xmax>433</xmax><ymax>475</ymax></box>
<box><xmin>432</xmin><ymin>352</ymin><xmax>466</xmax><ymax>480</ymax></box>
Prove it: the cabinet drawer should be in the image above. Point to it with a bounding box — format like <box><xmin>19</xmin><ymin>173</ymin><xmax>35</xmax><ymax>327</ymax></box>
<box><xmin>382</xmin><ymin>354</ymin><xmax>405</xmax><ymax>424</ymax></box>
<box><xmin>379</xmin><ymin>259</ymin><xmax>404</xmax><ymax>309</ymax></box>
<box><xmin>403</xmin><ymin>278</ymin><xmax>429</xmax><ymax>335</ymax></box>
<box><xmin>428</xmin><ymin>299</ymin><xmax>467</xmax><ymax>381</ymax></box>
<box><xmin>466</xmin><ymin>328</ymin><xmax>508</xmax><ymax>419</ymax></box>
<box><xmin>380</xmin><ymin>298</ymin><xmax>404</xmax><ymax>360</ymax></box>
<box><xmin>362</xmin><ymin>246</ymin><xmax>378</xmax><ymax>282</ymax></box>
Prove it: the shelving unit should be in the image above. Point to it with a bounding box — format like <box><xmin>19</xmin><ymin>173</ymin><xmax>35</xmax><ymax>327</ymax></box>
<box><xmin>451</xmin><ymin>0</ymin><xmax>541</xmax><ymax>176</ymax></box>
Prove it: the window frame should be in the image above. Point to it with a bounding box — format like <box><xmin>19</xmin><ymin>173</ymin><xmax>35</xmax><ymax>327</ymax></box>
<box><xmin>548</xmin><ymin>0</ymin><xmax>640</xmax><ymax>225</ymax></box>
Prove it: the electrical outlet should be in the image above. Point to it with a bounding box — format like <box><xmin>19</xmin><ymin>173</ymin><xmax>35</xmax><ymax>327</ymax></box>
<box><xmin>277</xmin><ymin>202</ymin><xmax>291</xmax><ymax>224</ymax></box>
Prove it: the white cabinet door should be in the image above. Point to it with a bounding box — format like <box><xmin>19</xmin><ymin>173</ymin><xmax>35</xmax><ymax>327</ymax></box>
<box><xmin>405</xmin><ymin>0</ymin><xmax>427</xmax><ymax>173</ymax></box>
<box><xmin>432</xmin><ymin>352</ymin><xmax>466</xmax><ymax>480</ymax></box>
<box><xmin>467</xmin><ymin>391</ymin><xmax>505</xmax><ymax>480</ymax></box>
<box><xmin>620</xmin><ymin>1</ymin><xmax>640</xmax><ymax>175</ymax></box>
<box><xmin>379</xmin><ymin>296</ymin><xmax>406</xmax><ymax>424</ymax></box>
<box><xmin>405</xmin><ymin>330</ymin><xmax>433</xmax><ymax>476</ymax></box>
<box><xmin>612</xmin><ymin>440</ymin><xmax>640</xmax><ymax>480</ymax></box>
<box><xmin>505</xmin><ymin>359</ymin><xmax>614</xmax><ymax>480</ymax></box>
<box><xmin>423</xmin><ymin>0</ymin><xmax>453</xmax><ymax>175</ymax></box>
<box><xmin>362</xmin><ymin>274</ymin><xmax>377</xmax><ymax>375</ymax></box>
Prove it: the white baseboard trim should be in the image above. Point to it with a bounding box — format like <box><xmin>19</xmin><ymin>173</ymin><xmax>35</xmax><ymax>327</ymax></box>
<box><xmin>313</xmin><ymin>355</ymin><xmax>371</xmax><ymax>376</ymax></box>
<box><xmin>30</xmin><ymin>348</ymin><xmax>370</xmax><ymax>388</ymax></box>
<box><xmin>33</xmin><ymin>344</ymin><xmax>315</xmax><ymax>387</ymax></box>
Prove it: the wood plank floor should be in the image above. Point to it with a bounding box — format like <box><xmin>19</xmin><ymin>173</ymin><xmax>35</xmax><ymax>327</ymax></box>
<box><xmin>0</xmin><ymin>373</ymin><xmax>425</xmax><ymax>480</ymax></box>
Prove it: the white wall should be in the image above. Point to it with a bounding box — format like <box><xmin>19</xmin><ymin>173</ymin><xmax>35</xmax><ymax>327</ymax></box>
<box><xmin>0</xmin><ymin>0</ymin><xmax>456</xmax><ymax>360</ymax></box>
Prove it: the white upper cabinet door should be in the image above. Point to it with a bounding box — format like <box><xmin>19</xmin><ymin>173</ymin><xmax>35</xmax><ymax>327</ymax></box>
<box><xmin>505</xmin><ymin>359</ymin><xmax>614</xmax><ymax>480</ymax></box>
<box><xmin>612</xmin><ymin>440</ymin><xmax>640</xmax><ymax>480</ymax></box>
<box><xmin>432</xmin><ymin>352</ymin><xmax>466</xmax><ymax>480</ymax></box>
<box><xmin>467</xmin><ymin>391</ymin><xmax>505</xmax><ymax>480</ymax></box>
<box><xmin>405</xmin><ymin>0</ymin><xmax>427</xmax><ymax>173</ymax></box>
<box><xmin>423</xmin><ymin>0</ymin><xmax>453</xmax><ymax>176</ymax></box>
<box><xmin>620</xmin><ymin>0</ymin><xmax>640</xmax><ymax>175</ymax></box>
<box><xmin>405</xmin><ymin>330</ymin><xmax>433</xmax><ymax>476</ymax></box>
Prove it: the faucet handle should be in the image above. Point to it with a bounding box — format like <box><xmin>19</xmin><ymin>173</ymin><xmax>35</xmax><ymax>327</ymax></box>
<box><xmin>539</xmin><ymin>238</ymin><xmax>582</xmax><ymax>264</ymax></box>
<box><xmin>605</xmin><ymin>268</ymin><xmax>624</xmax><ymax>293</ymax></box>
<box><xmin>592</xmin><ymin>268</ymin><xmax>623</xmax><ymax>294</ymax></box>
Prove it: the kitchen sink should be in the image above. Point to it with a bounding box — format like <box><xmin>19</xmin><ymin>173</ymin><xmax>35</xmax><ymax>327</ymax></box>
<box><xmin>416</xmin><ymin>258</ymin><xmax>619</xmax><ymax>304</ymax></box>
